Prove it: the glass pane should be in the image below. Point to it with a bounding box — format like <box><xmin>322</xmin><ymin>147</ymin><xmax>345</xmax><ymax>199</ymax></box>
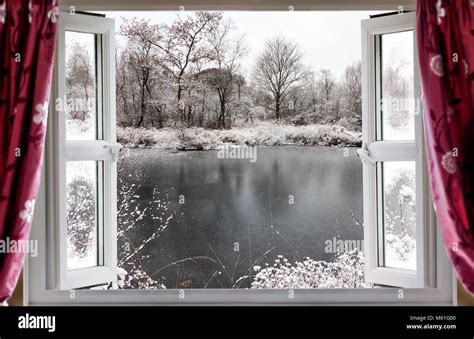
<box><xmin>379</xmin><ymin>161</ymin><xmax>416</xmax><ymax>270</ymax></box>
<box><xmin>66</xmin><ymin>161</ymin><xmax>103</xmax><ymax>270</ymax></box>
<box><xmin>378</xmin><ymin>31</ymin><xmax>415</xmax><ymax>141</ymax></box>
<box><xmin>65</xmin><ymin>31</ymin><xmax>102</xmax><ymax>140</ymax></box>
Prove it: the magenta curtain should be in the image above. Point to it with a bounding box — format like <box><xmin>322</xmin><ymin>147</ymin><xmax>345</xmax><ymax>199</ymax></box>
<box><xmin>417</xmin><ymin>0</ymin><xmax>474</xmax><ymax>295</ymax></box>
<box><xmin>0</xmin><ymin>0</ymin><xmax>57</xmax><ymax>304</ymax></box>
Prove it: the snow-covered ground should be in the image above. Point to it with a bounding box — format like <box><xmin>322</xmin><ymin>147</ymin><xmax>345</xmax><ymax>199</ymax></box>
<box><xmin>117</xmin><ymin>121</ymin><xmax>362</xmax><ymax>150</ymax></box>
<box><xmin>116</xmin><ymin>235</ymin><xmax>415</xmax><ymax>289</ymax></box>
<box><xmin>250</xmin><ymin>250</ymin><xmax>372</xmax><ymax>289</ymax></box>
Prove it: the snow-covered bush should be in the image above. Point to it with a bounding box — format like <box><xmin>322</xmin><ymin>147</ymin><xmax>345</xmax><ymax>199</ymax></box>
<box><xmin>117</xmin><ymin>120</ymin><xmax>362</xmax><ymax>150</ymax></box>
<box><xmin>337</xmin><ymin>116</ymin><xmax>362</xmax><ymax>132</ymax></box>
<box><xmin>385</xmin><ymin>233</ymin><xmax>416</xmax><ymax>268</ymax></box>
<box><xmin>383</xmin><ymin>167</ymin><xmax>417</xmax><ymax>269</ymax></box>
<box><xmin>119</xmin><ymin>262</ymin><xmax>166</xmax><ymax>290</ymax></box>
<box><xmin>66</xmin><ymin>177</ymin><xmax>96</xmax><ymax>259</ymax></box>
<box><xmin>250</xmin><ymin>250</ymin><xmax>372</xmax><ymax>289</ymax></box>
<box><xmin>117</xmin><ymin>127</ymin><xmax>175</xmax><ymax>149</ymax></box>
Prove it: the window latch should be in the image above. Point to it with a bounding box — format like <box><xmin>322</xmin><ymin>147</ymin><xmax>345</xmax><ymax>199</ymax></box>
<box><xmin>357</xmin><ymin>143</ymin><xmax>376</xmax><ymax>167</ymax></box>
<box><xmin>103</xmin><ymin>143</ymin><xmax>123</xmax><ymax>161</ymax></box>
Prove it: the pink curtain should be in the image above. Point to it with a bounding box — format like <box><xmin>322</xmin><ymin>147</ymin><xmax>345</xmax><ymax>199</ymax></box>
<box><xmin>417</xmin><ymin>0</ymin><xmax>474</xmax><ymax>295</ymax></box>
<box><xmin>0</xmin><ymin>0</ymin><xmax>57</xmax><ymax>304</ymax></box>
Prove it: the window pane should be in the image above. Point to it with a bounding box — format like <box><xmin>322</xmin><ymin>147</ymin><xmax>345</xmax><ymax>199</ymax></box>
<box><xmin>379</xmin><ymin>161</ymin><xmax>416</xmax><ymax>270</ymax></box>
<box><xmin>65</xmin><ymin>31</ymin><xmax>102</xmax><ymax>140</ymax></box>
<box><xmin>378</xmin><ymin>31</ymin><xmax>415</xmax><ymax>141</ymax></box>
<box><xmin>66</xmin><ymin>161</ymin><xmax>103</xmax><ymax>270</ymax></box>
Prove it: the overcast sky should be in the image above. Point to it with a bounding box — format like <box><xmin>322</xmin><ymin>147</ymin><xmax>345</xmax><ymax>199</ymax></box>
<box><xmin>101</xmin><ymin>11</ymin><xmax>386</xmax><ymax>79</ymax></box>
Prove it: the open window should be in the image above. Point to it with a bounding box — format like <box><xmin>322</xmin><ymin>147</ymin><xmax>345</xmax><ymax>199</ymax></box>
<box><xmin>55</xmin><ymin>12</ymin><xmax>119</xmax><ymax>289</ymax></box>
<box><xmin>359</xmin><ymin>12</ymin><xmax>434</xmax><ymax>288</ymax></box>
<box><xmin>27</xmin><ymin>7</ymin><xmax>453</xmax><ymax>306</ymax></box>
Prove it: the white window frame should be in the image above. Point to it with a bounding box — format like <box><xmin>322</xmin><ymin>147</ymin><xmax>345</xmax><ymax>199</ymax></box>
<box><xmin>25</xmin><ymin>5</ymin><xmax>455</xmax><ymax>306</ymax></box>
<box><xmin>51</xmin><ymin>12</ymin><xmax>118</xmax><ymax>290</ymax></box>
<box><xmin>359</xmin><ymin>12</ymin><xmax>434</xmax><ymax>288</ymax></box>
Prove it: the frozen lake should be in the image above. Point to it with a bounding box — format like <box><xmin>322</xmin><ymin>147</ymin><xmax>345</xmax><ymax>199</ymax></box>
<box><xmin>118</xmin><ymin>146</ymin><xmax>364</xmax><ymax>288</ymax></box>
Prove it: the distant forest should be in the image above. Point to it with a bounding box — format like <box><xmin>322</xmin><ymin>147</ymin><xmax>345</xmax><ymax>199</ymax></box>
<box><xmin>66</xmin><ymin>11</ymin><xmax>410</xmax><ymax>132</ymax></box>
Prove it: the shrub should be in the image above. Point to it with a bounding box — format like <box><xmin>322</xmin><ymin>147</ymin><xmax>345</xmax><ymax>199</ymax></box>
<box><xmin>251</xmin><ymin>250</ymin><xmax>372</xmax><ymax>289</ymax></box>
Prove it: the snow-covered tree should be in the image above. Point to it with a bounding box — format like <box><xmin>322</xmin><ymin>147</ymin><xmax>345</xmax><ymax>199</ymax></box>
<box><xmin>116</xmin><ymin>28</ymin><xmax>167</xmax><ymax>128</ymax></box>
<box><xmin>120</xmin><ymin>12</ymin><xmax>223</xmax><ymax>123</ymax></box>
<box><xmin>204</xmin><ymin>19</ymin><xmax>247</xmax><ymax>128</ymax></box>
<box><xmin>66</xmin><ymin>177</ymin><xmax>95</xmax><ymax>259</ymax></box>
<box><xmin>253</xmin><ymin>36</ymin><xmax>308</xmax><ymax>120</ymax></box>
<box><xmin>382</xmin><ymin>57</ymin><xmax>411</xmax><ymax>131</ymax></box>
<box><xmin>315</xmin><ymin>69</ymin><xmax>337</xmax><ymax>121</ymax></box>
<box><xmin>341</xmin><ymin>62</ymin><xmax>362</xmax><ymax>129</ymax></box>
<box><xmin>66</xmin><ymin>42</ymin><xmax>94</xmax><ymax>121</ymax></box>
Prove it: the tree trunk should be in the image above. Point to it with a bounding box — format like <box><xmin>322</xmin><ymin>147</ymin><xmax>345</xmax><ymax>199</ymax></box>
<box><xmin>200</xmin><ymin>89</ymin><xmax>206</xmax><ymax>127</ymax></box>
<box><xmin>220</xmin><ymin>101</ymin><xmax>226</xmax><ymax>129</ymax></box>
<box><xmin>138</xmin><ymin>75</ymin><xmax>146</xmax><ymax>128</ymax></box>
<box><xmin>187</xmin><ymin>88</ymin><xmax>193</xmax><ymax>126</ymax></box>
<box><xmin>275</xmin><ymin>94</ymin><xmax>281</xmax><ymax>120</ymax></box>
<box><xmin>177</xmin><ymin>76</ymin><xmax>184</xmax><ymax>123</ymax></box>
<box><xmin>82</xmin><ymin>83</ymin><xmax>89</xmax><ymax>121</ymax></box>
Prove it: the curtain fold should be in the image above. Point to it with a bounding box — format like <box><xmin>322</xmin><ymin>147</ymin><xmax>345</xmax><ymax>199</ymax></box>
<box><xmin>0</xmin><ymin>0</ymin><xmax>57</xmax><ymax>303</ymax></box>
<box><xmin>417</xmin><ymin>0</ymin><xmax>474</xmax><ymax>295</ymax></box>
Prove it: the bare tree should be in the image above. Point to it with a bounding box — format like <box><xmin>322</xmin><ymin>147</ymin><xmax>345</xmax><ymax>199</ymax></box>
<box><xmin>66</xmin><ymin>42</ymin><xmax>93</xmax><ymax>121</ymax></box>
<box><xmin>383</xmin><ymin>57</ymin><xmax>410</xmax><ymax>130</ymax></box>
<box><xmin>120</xmin><ymin>12</ymin><xmax>223</xmax><ymax>123</ymax></box>
<box><xmin>342</xmin><ymin>62</ymin><xmax>362</xmax><ymax>128</ymax></box>
<box><xmin>203</xmin><ymin>19</ymin><xmax>246</xmax><ymax>128</ymax></box>
<box><xmin>315</xmin><ymin>69</ymin><xmax>337</xmax><ymax>121</ymax></box>
<box><xmin>253</xmin><ymin>36</ymin><xmax>307</xmax><ymax>120</ymax></box>
<box><xmin>116</xmin><ymin>27</ymin><xmax>165</xmax><ymax>128</ymax></box>
<box><xmin>317</xmin><ymin>69</ymin><xmax>335</xmax><ymax>103</ymax></box>
<box><xmin>66</xmin><ymin>177</ymin><xmax>95</xmax><ymax>258</ymax></box>
<box><xmin>307</xmin><ymin>71</ymin><xmax>318</xmax><ymax>114</ymax></box>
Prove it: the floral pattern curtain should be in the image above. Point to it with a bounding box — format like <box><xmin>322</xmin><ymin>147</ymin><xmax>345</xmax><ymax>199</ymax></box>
<box><xmin>417</xmin><ymin>0</ymin><xmax>474</xmax><ymax>295</ymax></box>
<box><xmin>0</xmin><ymin>0</ymin><xmax>58</xmax><ymax>304</ymax></box>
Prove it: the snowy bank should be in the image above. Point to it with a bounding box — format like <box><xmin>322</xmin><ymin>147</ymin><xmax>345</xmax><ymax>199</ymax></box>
<box><xmin>250</xmin><ymin>250</ymin><xmax>372</xmax><ymax>289</ymax></box>
<box><xmin>117</xmin><ymin>121</ymin><xmax>362</xmax><ymax>150</ymax></box>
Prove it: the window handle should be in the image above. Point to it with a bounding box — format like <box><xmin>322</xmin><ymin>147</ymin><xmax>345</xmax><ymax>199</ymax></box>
<box><xmin>103</xmin><ymin>143</ymin><xmax>123</xmax><ymax>161</ymax></box>
<box><xmin>357</xmin><ymin>144</ymin><xmax>376</xmax><ymax>167</ymax></box>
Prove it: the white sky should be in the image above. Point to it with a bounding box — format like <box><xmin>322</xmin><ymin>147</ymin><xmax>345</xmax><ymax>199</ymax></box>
<box><xmin>101</xmin><ymin>11</ymin><xmax>386</xmax><ymax>79</ymax></box>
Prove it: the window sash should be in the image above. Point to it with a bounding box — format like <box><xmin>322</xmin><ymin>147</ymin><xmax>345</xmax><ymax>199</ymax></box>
<box><xmin>361</xmin><ymin>12</ymin><xmax>434</xmax><ymax>288</ymax></box>
<box><xmin>55</xmin><ymin>12</ymin><xmax>118</xmax><ymax>290</ymax></box>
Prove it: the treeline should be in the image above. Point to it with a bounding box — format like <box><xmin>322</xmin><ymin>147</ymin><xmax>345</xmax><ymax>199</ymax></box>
<box><xmin>66</xmin><ymin>12</ymin><xmax>410</xmax><ymax>132</ymax></box>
